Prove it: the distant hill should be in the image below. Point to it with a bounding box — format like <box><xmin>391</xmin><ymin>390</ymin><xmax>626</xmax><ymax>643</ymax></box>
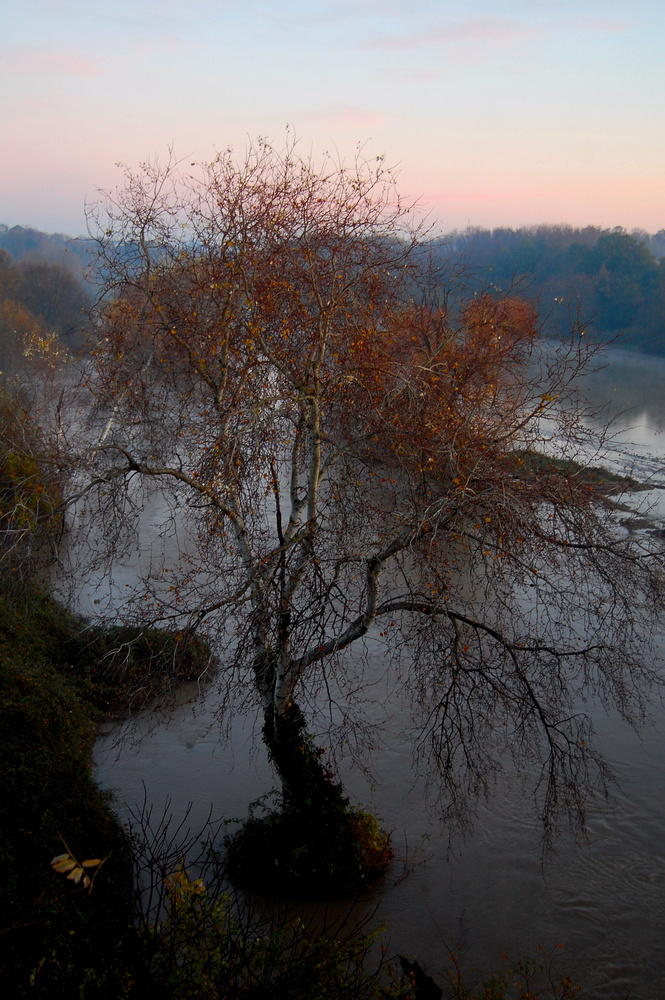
<box><xmin>0</xmin><ymin>225</ymin><xmax>95</xmax><ymax>282</ymax></box>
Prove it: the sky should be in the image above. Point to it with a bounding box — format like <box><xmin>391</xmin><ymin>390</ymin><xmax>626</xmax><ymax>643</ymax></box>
<box><xmin>1</xmin><ymin>0</ymin><xmax>663</xmax><ymax>237</ymax></box>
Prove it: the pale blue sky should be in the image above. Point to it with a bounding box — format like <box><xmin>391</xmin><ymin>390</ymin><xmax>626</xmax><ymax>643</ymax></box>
<box><xmin>1</xmin><ymin>0</ymin><xmax>663</xmax><ymax>236</ymax></box>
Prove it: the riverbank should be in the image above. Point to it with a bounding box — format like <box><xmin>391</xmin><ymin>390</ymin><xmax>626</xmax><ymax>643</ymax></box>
<box><xmin>0</xmin><ymin>589</ymin><xmax>136</xmax><ymax>995</ymax></box>
<box><xmin>0</xmin><ymin>588</ymin><xmax>220</xmax><ymax>994</ymax></box>
<box><xmin>0</xmin><ymin>590</ymin><xmax>410</xmax><ymax>997</ymax></box>
<box><xmin>2</xmin><ymin>588</ymin><xmax>589</xmax><ymax>998</ymax></box>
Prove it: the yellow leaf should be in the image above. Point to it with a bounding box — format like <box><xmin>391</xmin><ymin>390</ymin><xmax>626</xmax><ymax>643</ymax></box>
<box><xmin>67</xmin><ymin>867</ymin><xmax>84</xmax><ymax>884</ymax></box>
<box><xmin>82</xmin><ymin>859</ymin><xmax>102</xmax><ymax>868</ymax></box>
<box><xmin>52</xmin><ymin>858</ymin><xmax>77</xmax><ymax>873</ymax></box>
<box><xmin>51</xmin><ymin>853</ymin><xmax>70</xmax><ymax>864</ymax></box>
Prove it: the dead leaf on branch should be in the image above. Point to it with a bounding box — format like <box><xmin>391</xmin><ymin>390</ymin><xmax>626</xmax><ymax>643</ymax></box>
<box><xmin>50</xmin><ymin>841</ymin><xmax>105</xmax><ymax>891</ymax></box>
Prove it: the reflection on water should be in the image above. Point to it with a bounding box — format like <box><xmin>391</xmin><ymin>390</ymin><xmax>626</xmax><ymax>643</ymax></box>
<box><xmin>95</xmin><ymin>643</ymin><xmax>665</xmax><ymax>998</ymax></box>
<box><xmin>557</xmin><ymin>348</ymin><xmax>665</xmax><ymax>527</ymax></box>
<box><xmin>583</xmin><ymin>349</ymin><xmax>665</xmax><ymax>434</ymax></box>
<box><xmin>93</xmin><ymin>348</ymin><xmax>665</xmax><ymax>998</ymax></box>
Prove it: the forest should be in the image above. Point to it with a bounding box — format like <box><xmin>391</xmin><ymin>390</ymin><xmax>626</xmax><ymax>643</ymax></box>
<box><xmin>0</xmin><ymin>226</ymin><xmax>91</xmax><ymax>374</ymax></box>
<box><xmin>432</xmin><ymin>224</ymin><xmax>665</xmax><ymax>354</ymax></box>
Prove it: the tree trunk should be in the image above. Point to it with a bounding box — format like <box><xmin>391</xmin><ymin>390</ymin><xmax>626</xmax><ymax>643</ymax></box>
<box><xmin>262</xmin><ymin>701</ymin><xmax>347</xmax><ymax>816</ymax></box>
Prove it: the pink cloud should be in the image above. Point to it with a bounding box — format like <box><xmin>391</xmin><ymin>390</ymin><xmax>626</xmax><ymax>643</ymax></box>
<box><xmin>305</xmin><ymin>105</ymin><xmax>389</xmax><ymax>130</ymax></box>
<box><xmin>425</xmin><ymin>190</ymin><xmax>503</xmax><ymax>205</ymax></box>
<box><xmin>579</xmin><ymin>18</ymin><xmax>635</xmax><ymax>33</ymax></box>
<box><xmin>399</xmin><ymin>69</ymin><xmax>441</xmax><ymax>83</ymax></box>
<box><xmin>134</xmin><ymin>34</ymin><xmax>191</xmax><ymax>57</ymax></box>
<box><xmin>1</xmin><ymin>47</ymin><xmax>105</xmax><ymax>77</ymax></box>
<box><xmin>366</xmin><ymin>18</ymin><xmax>539</xmax><ymax>50</ymax></box>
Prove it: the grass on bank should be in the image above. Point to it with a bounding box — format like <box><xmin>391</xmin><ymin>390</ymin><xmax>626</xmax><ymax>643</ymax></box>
<box><xmin>0</xmin><ymin>592</ymin><xmax>134</xmax><ymax>996</ymax></box>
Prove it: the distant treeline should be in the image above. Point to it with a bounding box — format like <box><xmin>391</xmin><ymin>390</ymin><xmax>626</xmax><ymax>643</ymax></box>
<box><xmin>0</xmin><ymin>223</ymin><xmax>94</xmax><ymax>276</ymax></box>
<box><xmin>0</xmin><ymin>226</ymin><xmax>92</xmax><ymax>374</ymax></box>
<box><xmin>2</xmin><ymin>221</ymin><xmax>665</xmax><ymax>360</ymax></box>
<box><xmin>430</xmin><ymin>225</ymin><xmax>665</xmax><ymax>354</ymax></box>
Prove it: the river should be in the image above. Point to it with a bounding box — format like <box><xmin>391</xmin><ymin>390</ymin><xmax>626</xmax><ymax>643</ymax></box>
<box><xmin>91</xmin><ymin>347</ymin><xmax>665</xmax><ymax>998</ymax></box>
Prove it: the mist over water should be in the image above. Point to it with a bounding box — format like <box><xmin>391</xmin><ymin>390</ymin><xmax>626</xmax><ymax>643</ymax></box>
<box><xmin>92</xmin><ymin>348</ymin><xmax>665</xmax><ymax>998</ymax></box>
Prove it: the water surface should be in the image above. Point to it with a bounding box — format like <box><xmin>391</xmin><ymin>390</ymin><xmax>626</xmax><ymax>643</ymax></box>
<box><xmin>93</xmin><ymin>348</ymin><xmax>665</xmax><ymax>997</ymax></box>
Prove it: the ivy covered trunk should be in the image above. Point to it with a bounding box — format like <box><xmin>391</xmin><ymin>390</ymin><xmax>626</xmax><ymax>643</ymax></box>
<box><xmin>262</xmin><ymin>701</ymin><xmax>347</xmax><ymax>815</ymax></box>
<box><xmin>226</xmin><ymin>654</ymin><xmax>392</xmax><ymax>893</ymax></box>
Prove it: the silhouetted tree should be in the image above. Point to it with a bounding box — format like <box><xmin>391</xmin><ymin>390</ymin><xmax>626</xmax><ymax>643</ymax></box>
<box><xmin>58</xmin><ymin>141</ymin><xmax>665</xmax><ymax>841</ymax></box>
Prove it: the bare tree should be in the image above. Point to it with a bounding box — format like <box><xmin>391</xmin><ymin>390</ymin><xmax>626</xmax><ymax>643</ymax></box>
<box><xmin>59</xmin><ymin>139</ymin><xmax>664</xmax><ymax>851</ymax></box>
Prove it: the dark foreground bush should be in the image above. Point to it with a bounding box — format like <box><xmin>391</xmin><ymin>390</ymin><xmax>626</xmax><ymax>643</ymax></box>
<box><xmin>140</xmin><ymin>863</ymin><xmax>408</xmax><ymax>1000</ymax></box>
<box><xmin>225</xmin><ymin>797</ymin><xmax>393</xmax><ymax>897</ymax></box>
<box><xmin>0</xmin><ymin>605</ymin><xmax>135</xmax><ymax>995</ymax></box>
<box><xmin>0</xmin><ymin>587</ymin><xmax>211</xmax><ymax>995</ymax></box>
